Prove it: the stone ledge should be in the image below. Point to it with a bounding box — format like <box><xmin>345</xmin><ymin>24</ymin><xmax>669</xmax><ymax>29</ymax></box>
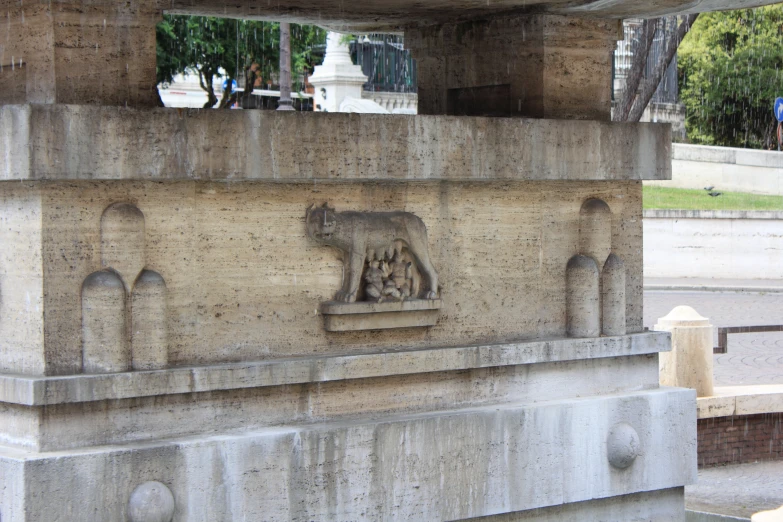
<box><xmin>321</xmin><ymin>299</ymin><xmax>442</xmax><ymax>331</ymax></box>
<box><xmin>0</xmin><ymin>332</ymin><xmax>669</xmax><ymax>406</ymax></box>
<box><xmin>0</xmin><ymin>104</ymin><xmax>671</xmax><ymax>181</ymax></box>
<box><xmin>697</xmin><ymin>385</ymin><xmax>783</xmax><ymax>419</ymax></box>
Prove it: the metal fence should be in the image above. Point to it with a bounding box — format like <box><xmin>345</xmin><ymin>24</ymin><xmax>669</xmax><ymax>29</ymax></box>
<box><xmin>350</xmin><ymin>35</ymin><xmax>418</xmax><ymax>93</ymax></box>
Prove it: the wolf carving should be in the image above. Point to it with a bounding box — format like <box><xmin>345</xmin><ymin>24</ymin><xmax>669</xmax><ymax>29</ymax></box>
<box><xmin>306</xmin><ymin>204</ymin><xmax>439</xmax><ymax>303</ymax></box>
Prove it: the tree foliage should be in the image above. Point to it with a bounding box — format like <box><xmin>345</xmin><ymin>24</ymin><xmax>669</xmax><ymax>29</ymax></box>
<box><xmin>156</xmin><ymin>16</ymin><xmax>326</xmax><ymax>108</ymax></box>
<box><xmin>679</xmin><ymin>6</ymin><xmax>783</xmax><ymax>148</ymax></box>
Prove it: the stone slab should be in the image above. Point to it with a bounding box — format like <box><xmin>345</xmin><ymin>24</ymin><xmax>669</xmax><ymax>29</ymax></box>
<box><xmin>0</xmin><ymin>105</ymin><xmax>671</xmax><ymax>182</ymax></box>
<box><xmin>1</xmin><ymin>180</ymin><xmax>645</xmax><ymax>376</ymax></box>
<box><xmin>324</xmin><ymin>309</ymin><xmax>440</xmax><ymax>331</ymax></box>
<box><xmin>0</xmin><ymin>387</ymin><xmax>696</xmax><ymax>521</ymax></box>
<box><xmin>697</xmin><ymin>385</ymin><xmax>783</xmax><ymax>419</ymax></box>
<box><xmin>0</xmin><ymin>332</ymin><xmax>669</xmax><ymax>406</ymax></box>
<box><xmin>321</xmin><ymin>299</ymin><xmax>442</xmax><ymax>331</ymax></box>
<box><xmin>0</xmin><ymin>352</ymin><xmax>662</xmax><ymax>451</ymax></box>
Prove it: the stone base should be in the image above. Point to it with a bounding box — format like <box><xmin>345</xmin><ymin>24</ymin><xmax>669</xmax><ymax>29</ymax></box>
<box><xmin>0</xmin><ymin>387</ymin><xmax>694</xmax><ymax>521</ymax></box>
<box><xmin>321</xmin><ymin>299</ymin><xmax>442</xmax><ymax>331</ymax></box>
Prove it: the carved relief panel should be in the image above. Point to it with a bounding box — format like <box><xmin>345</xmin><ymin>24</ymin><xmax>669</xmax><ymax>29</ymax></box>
<box><xmin>305</xmin><ymin>204</ymin><xmax>441</xmax><ymax>331</ymax></box>
<box><xmin>81</xmin><ymin>203</ymin><xmax>168</xmax><ymax>373</ymax></box>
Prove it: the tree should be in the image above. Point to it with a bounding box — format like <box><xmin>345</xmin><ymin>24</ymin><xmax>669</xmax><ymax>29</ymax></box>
<box><xmin>614</xmin><ymin>15</ymin><xmax>699</xmax><ymax>123</ymax></box>
<box><xmin>277</xmin><ymin>22</ymin><xmax>294</xmax><ymax>111</ymax></box>
<box><xmin>679</xmin><ymin>6</ymin><xmax>783</xmax><ymax>148</ymax></box>
<box><xmin>156</xmin><ymin>16</ymin><xmax>326</xmax><ymax>109</ymax></box>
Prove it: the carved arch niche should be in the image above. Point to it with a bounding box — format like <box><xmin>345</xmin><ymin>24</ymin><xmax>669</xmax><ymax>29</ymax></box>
<box><xmin>81</xmin><ymin>203</ymin><xmax>168</xmax><ymax>373</ymax></box>
<box><xmin>565</xmin><ymin>198</ymin><xmax>626</xmax><ymax>338</ymax></box>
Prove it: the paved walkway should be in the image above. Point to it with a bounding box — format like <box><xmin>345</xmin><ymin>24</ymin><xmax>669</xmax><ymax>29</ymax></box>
<box><xmin>686</xmin><ymin>461</ymin><xmax>783</xmax><ymax>519</ymax></box>
<box><xmin>644</xmin><ymin>290</ymin><xmax>783</xmax><ymax>386</ymax></box>
<box><xmin>646</xmin><ymin>284</ymin><xmax>783</xmax><ymax>521</ymax></box>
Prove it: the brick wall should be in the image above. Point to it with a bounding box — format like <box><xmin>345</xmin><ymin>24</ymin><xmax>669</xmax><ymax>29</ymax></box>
<box><xmin>698</xmin><ymin>413</ymin><xmax>783</xmax><ymax>468</ymax></box>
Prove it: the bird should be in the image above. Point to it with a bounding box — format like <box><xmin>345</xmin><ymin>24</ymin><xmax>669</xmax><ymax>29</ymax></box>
<box><xmin>704</xmin><ymin>186</ymin><xmax>715</xmax><ymax>191</ymax></box>
<box><xmin>708</xmin><ymin>191</ymin><xmax>722</xmax><ymax>197</ymax></box>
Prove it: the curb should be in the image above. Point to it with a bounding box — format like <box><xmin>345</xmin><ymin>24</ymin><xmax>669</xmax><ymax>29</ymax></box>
<box><xmin>645</xmin><ymin>285</ymin><xmax>783</xmax><ymax>293</ymax></box>
<box><xmin>686</xmin><ymin>511</ymin><xmax>750</xmax><ymax>522</ymax></box>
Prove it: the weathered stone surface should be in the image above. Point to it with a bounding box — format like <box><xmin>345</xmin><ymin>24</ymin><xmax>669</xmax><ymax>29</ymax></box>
<box><xmin>81</xmin><ymin>269</ymin><xmax>129</xmax><ymax>373</ymax></box>
<box><xmin>1</xmin><ymin>352</ymin><xmax>662</xmax><ymax>451</ymax></box>
<box><xmin>0</xmin><ymin>105</ymin><xmax>672</xmax><ymax>182</ymax></box>
<box><xmin>0</xmin><ymin>183</ymin><xmax>44</xmax><ymax>375</ymax></box>
<box><xmin>0</xmin><ymin>387</ymin><xmax>696</xmax><ymax>521</ymax></box>
<box><xmin>0</xmin><ymin>3</ymin><xmax>160</xmax><ymax>106</ymax></box>
<box><xmin>0</xmin><ymin>332</ymin><xmax>669</xmax><ymax>406</ymax></box>
<box><xmin>0</xmin><ymin>179</ymin><xmax>645</xmax><ymax>376</ymax></box>
<box><xmin>566</xmin><ymin>255</ymin><xmax>601</xmax><ymax>338</ymax></box>
<box><xmin>407</xmin><ymin>16</ymin><xmax>618</xmax><ymax>120</ymax></box>
<box><xmin>697</xmin><ymin>385</ymin><xmax>783</xmax><ymax>419</ymax></box>
<box><xmin>128</xmin><ymin>481</ymin><xmax>175</xmax><ymax>522</ymax></box>
<box><xmin>655</xmin><ymin>306</ymin><xmax>715</xmax><ymax>398</ymax></box>
<box><xmin>607</xmin><ymin>422</ymin><xmax>641</xmax><ymax>469</ymax></box>
<box><xmin>602</xmin><ymin>253</ymin><xmax>627</xmax><ymax>336</ymax></box>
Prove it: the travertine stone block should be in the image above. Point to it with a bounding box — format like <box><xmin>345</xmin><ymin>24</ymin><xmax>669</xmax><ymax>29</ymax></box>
<box><xmin>0</xmin><ymin>386</ymin><xmax>696</xmax><ymax>521</ymax></box>
<box><xmin>131</xmin><ymin>270</ymin><xmax>168</xmax><ymax>370</ymax></box>
<box><xmin>406</xmin><ymin>15</ymin><xmax>620</xmax><ymax>120</ymax></box>
<box><xmin>0</xmin><ymin>2</ymin><xmax>160</xmax><ymax>106</ymax></box>
<box><xmin>101</xmin><ymin>202</ymin><xmax>146</xmax><ymax>291</ymax></box>
<box><xmin>0</xmin><ymin>106</ymin><xmax>673</xmax><ymax>181</ymax></box>
<box><xmin>580</xmin><ymin>198</ymin><xmax>613</xmax><ymax>270</ymax></box>
<box><xmin>602</xmin><ymin>253</ymin><xmax>627</xmax><ymax>336</ymax></box>
<box><xmin>0</xmin><ymin>332</ymin><xmax>671</xmax><ymax>407</ymax></box>
<box><xmin>0</xmin><ymin>183</ymin><xmax>44</xmax><ymax>374</ymax></box>
<box><xmin>566</xmin><ymin>255</ymin><xmax>601</xmax><ymax>338</ymax></box>
<box><xmin>0</xmin><ymin>180</ymin><xmax>643</xmax><ymax>375</ymax></box>
<box><xmin>81</xmin><ymin>270</ymin><xmax>129</xmax><ymax>373</ymax></box>
<box><xmin>0</xmin><ymin>351</ymin><xmax>663</xmax><ymax>451</ymax></box>
<box><xmin>655</xmin><ymin>306</ymin><xmax>715</xmax><ymax>397</ymax></box>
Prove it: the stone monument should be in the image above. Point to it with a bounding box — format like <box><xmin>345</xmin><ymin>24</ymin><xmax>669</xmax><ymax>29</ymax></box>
<box><xmin>0</xmin><ymin>0</ymin><xmax>770</xmax><ymax>519</ymax></box>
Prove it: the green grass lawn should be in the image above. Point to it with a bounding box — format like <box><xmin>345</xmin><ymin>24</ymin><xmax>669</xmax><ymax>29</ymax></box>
<box><xmin>643</xmin><ymin>186</ymin><xmax>783</xmax><ymax>211</ymax></box>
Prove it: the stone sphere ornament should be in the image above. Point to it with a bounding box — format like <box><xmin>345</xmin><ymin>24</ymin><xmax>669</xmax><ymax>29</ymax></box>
<box><xmin>128</xmin><ymin>481</ymin><xmax>175</xmax><ymax>522</ymax></box>
<box><xmin>607</xmin><ymin>423</ymin><xmax>641</xmax><ymax>469</ymax></box>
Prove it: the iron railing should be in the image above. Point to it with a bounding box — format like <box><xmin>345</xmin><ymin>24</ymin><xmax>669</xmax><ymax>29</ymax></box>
<box><xmin>713</xmin><ymin>325</ymin><xmax>783</xmax><ymax>354</ymax></box>
<box><xmin>351</xmin><ymin>35</ymin><xmax>417</xmax><ymax>93</ymax></box>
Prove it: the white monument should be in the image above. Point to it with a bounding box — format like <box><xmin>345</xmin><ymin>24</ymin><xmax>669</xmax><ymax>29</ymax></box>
<box><xmin>309</xmin><ymin>32</ymin><xmax>388</xmax><ymax>113</ymax></box>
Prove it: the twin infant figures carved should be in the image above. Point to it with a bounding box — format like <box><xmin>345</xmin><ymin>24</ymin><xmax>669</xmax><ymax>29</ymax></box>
<box><xmin>305</xmin><ymin>204</ymin><xmax>440</xmax><ymax>304</ymax></box>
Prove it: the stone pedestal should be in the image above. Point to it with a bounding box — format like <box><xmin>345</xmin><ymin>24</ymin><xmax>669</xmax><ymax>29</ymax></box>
<box><xmin>0</xmin><ymin>6</ymin><xmax>697</xmax><ymax>521</ymax></box>
<box><xmin>655</xmin><ymin>306</ymin><xmax>715</xmax><ymax>397</ymax></box>
<box><xmin>405</xmin><ymin>16</ymin><xmax>620</xmax><ymax>120</ymax></box>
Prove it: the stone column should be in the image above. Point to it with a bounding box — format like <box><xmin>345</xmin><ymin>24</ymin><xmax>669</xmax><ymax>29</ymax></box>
<box><xmin>0</xmin><ymin>0</ymin><xmax>161</xmax><ymax>106</ymax></box>
<box><xmin>654</xmin><ymin>306</ymin><xmax>715</xmax><ymax>397</ymax></box>
<box><xmin>308</xmin><ymin>32</ymin><xmax>368</xmax><ymax>112</ymax></box>
<box><xmin>405</xmin><ymin>16</ymin><xmax>621</xmax><ymax>120</ymax></box>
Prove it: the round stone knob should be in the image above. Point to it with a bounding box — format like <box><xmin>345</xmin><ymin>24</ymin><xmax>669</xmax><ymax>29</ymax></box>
<box><xmin>128</xmin><ymin>481</ymin><xmax>175</xmax><ymax>522</ymax></box>
<box><xmin>607</xmin><ymin>423</ymin><xmax>640</xmax><ymax>469</ymax></box>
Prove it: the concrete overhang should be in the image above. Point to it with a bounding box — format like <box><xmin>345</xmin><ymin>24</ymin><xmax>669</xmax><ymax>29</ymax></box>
<box><xmin>162</xmin><ymin>0</ymin><xmax>782</xmax><ymax>31</ymax></box>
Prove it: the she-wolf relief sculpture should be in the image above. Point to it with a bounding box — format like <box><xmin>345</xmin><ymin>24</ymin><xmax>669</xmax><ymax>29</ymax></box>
<box><xmin>306</xmin><ymin>204</ymin><xmax>441</xmax><ymax>331</ymax></box>
<box><xmin>306</xmin><ymin>203</ymin><xmax>439</xmax><ymax>302</ymax></box>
